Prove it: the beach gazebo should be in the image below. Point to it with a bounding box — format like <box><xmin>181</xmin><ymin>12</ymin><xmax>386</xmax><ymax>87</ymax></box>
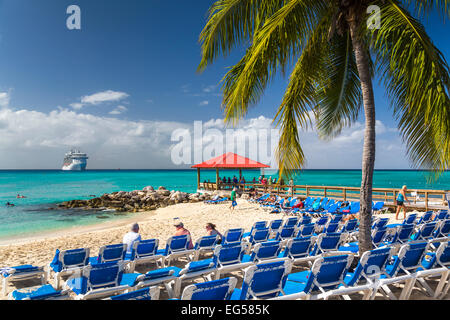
<box><xmin>192</xmin><ymin>152</ymin><xmax>270</xmax><ymax>191</ymax></box>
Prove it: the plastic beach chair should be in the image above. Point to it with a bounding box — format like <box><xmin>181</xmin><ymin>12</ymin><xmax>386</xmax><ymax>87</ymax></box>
<box><xmin>191</xmin><ymin>235</ymin><xmax>221</xmax><ymax>261</ymax></box>
<box><xmin>64</xmin><ymin>261</ymin><xmax>140</xmax><ymax>300</ymax></box>
<box><xmin>433</xmin><ymin>220</ymin><xmax>450</xmax><ymax>238</ymax></box>
<box><xmin>9</xmin><ymin>284</ymin><xmax>70</xmax><ymax>300</ymax></box>
<box><xmin>157</xmin><ymin>235</ymin><xmax>195</xmax><ymax>266</ymax></box>
<box><xmin>89</xmin><ymin>243</ymin><xmax>127</xmax><ymax>265</ymax></box>
<box><xmin>244</xmin><ymin>241</ymin><xmax>283</xmax><ymax>263</ymax></box>
<box><xmin>48</xmin><ymin>248</ymin><xmax>90</xmax><ymax>289</ymax></box>
<box><xmin>222</xmin><ymin>228</ymin><xmax>245</xmax><ymax>245</ymax></box>
<box><xmin>109</xmin><ymin>287</ymin><xmax>160</xmax><ymax>300</ymax></box>
<box><xmin>1</xmin><ymin>265</ymin><xmax>47</xmax><ymax>295</ymax></box>
<box><xmin>212</xmin><ymin>243</ymin><xmax>255</xmax><ymax>280</ymax></box>
<box><xmin>180</xmin><ymin>277</ymin><xmax>237</xmax><ymax>300</ymax></box>
<box><xmin>281</xmin><ymin>236</ymin><xmax>318</xmax><ymax>265</ymax></box>
<box><xmin>131</xmin><ymin>267</ymin><xmax>179</xmax><ymax>298</ymax></box>
<box><xmin>242</xmin><ymin>221</ymin><xmax>268</xmax><ymax>238</ymax></box>
<box><xmin>411</xmin><ymin>222</ymin><xmax>438</xmax><ymax>241</ymax></box>
<box><xmin>295</xmin><ymin>223</ymin><xmax>316</xmax><ymax>237</ymax></box>
<box><xmin>312</xmin><ymin>232</ymin><xmax>347</xmax><ymax>255</ymax></box>
<box><xmin>338</xmin><ymin>227</ymin><xmax>388</xmax><ymax>253</ymax></box>
<box><xmin>126</xmin><ymin>239</ymin><xmax>164</xmax><ymax>272</ymax></box>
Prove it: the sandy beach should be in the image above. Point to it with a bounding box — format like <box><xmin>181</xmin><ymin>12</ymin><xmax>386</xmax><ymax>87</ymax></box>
<box><xmin>0</xmin><ymin>200</ymin><xmax>448</xmax><ymax>300</ymax></box>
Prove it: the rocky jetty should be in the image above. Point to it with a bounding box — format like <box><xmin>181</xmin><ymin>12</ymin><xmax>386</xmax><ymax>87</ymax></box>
<box><xmin>57</xmin><ymin>186</ymin><xmax>214</xmax><ymax>213</ymax></box>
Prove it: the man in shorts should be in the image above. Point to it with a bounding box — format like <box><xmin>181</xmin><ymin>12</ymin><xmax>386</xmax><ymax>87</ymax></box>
<box><xmin>230</xmin><ymin>187</ymin><xmax>237</xmax><ymax>211</ymax></box>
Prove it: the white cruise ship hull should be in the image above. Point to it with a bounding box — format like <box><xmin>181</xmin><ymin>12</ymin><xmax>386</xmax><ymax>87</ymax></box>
<box><xmin>62</xmin><ymin>160</ymin><xmax>87</xmax><ymax>171</ymax></box>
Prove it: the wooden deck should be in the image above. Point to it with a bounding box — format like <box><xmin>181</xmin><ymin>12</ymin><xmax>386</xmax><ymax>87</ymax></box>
<box><xmin>199</xmin><ymin>182</ymin><xmax>449</xmax><ymax>211</ymax></box>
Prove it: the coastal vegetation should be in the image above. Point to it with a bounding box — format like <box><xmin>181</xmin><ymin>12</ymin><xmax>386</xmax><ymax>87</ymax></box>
<box><xmin>198</xmin><ymin>0</ymin><xmax>450</xmax><ymax>254</ymax></box>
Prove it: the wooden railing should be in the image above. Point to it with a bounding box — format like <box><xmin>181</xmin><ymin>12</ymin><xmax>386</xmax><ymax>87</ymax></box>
<box><xmin>199</xmin><ymin>182</ymin><xmax>449</xmax><ymax>211</ymax></box>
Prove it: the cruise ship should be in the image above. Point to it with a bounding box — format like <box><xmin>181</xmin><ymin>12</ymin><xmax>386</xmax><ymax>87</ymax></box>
<box><xmin>62</xmin><ymin>149</ymin><xmax>88</xmax><ymax>171</ymax></box>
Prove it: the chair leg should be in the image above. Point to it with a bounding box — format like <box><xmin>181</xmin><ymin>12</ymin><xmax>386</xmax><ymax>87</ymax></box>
<box><xmin>380</xmin><ymin>285</ymin><xmax>397</xmax><ymax>300</ymax></box>
<box><xmin>399</xmin><ymin>278</ymin><xmax>415</xmax><ymax>300</ymax></box>
<box><xmin>54</xmin><ymin>273</ymin><xmax>61</xmax><ymax>290</ymax></box>
<box><xmin>434</xmin><ymin>270</ymin><xmax>449</xmax><ymax>299</ymax></box>
<box><xmin>2</xmin><ymin>277</ymin><xmax>7</xmax><ymax>296</ymax></box>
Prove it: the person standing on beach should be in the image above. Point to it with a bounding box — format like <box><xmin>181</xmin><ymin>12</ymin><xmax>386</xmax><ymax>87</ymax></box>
<box><xmin>230</xmin><ymin>187</ymin><xmax>237</xmax><ymax>211</ymax></box>
<box><xmin>173</xmin><ymin>221</ymin><xmax>194</xmax><ymax>249</ymax></box>
<box><xmin>123</xmin><ymin>223</ymin><xmax>142</xmax><ymax>254</ymax></box>
<box><xmin>395</xmin><ymin>185</ymin><xmax>410</xmax><ymax>220</ymax></box>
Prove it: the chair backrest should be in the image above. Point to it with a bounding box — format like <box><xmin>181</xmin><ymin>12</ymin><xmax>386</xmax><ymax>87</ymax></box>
<box><xmin>50</xmin><ymin>248</ymin><xmax>90</xmax><ymax>272</ymax></box>
<box><xmin>269</xmin><ymin>219</ymin><xmax>283</xmax><ymax>231</ymax></box>
<box><xmin>304</xmin><ymin>254</ymin><xmax>354</xmax><ymax>294</ymax></box>
<box><xmin>303</xmin><ymin>197</ymin><xmax>313</xmax><ymax>207</ymax></box>
<box><xmin>342</xmin><ymin>219</ymin><xmax>358</xmax><ymax>233</ymax></box>
<box><xmin>435</xmin><ymin>241</ymin><xmax>450</xmax><ymax>267</ymax></box>
<box><xmin>325</xmin><ymin>222</ymin><xmax>340</xmax><ymax>233</ymax></box>
<box><xmin>213</xmin><ymin>243</ymin><xmax>247</xmax><ymax>266</ymax></box>
<box><xmin>238</xmin><ymin>259</ymin><xmax>292</xmax><ymax>300</ymax></box>
<box><xmin>372</xmin><ymin>227</ymin><xmax>387</xmax><ymax>247</ymax></box>
<box><xmin>96</xmin><ymin>244</ymin><xmax>127</xmax><ymax>264</ymax></box>
<box><xmin>418</xmin><ymin>211</ymin><xmax>433</xmax><ymax>224</ymax></box>
<box><xmin>436</xmin><ymin>209</ymin><xmax>448</xmax><ymax>220</ymax></box>
<box><xmin>435</xmin><ymin>219</ymin><xmax>450</xmax><ymax>237</ymax></box>
<box><xmin>130</xmin><ymin>239</ymin><xmax>159</xmax><ymax>260</ymax></box>
<box><xmin>283</xmin><ymin>236</ymin><xmax>316</xmax><ymax>259</ymax></box>
<box><xmin>315</xmin><ymin>216</ymin><xmax>329</xmax><ymax>228</ymax></box>
<box><xmin>164</xmin><ymin>235</ymin><xmax>192</xmax><ymax>254</ymax></box>
<box><xmin>372</xmin><ymin>217</ymin><xmax>389</xmax><ymax>230</ymax></box>
<box><xmin>251</xmin><ymin>221</ymin><xmax>268</xmax><ymax>230</ymax></box>
<box><xmin>323</xmin><ymin>199</ymin><xmax>335</xmax><ymax>211</ymax></box>
<box><xmin>414</xmin><ymin>222</ymin><xmax>437</xmax><ymax>241</ymax></box>
<box><xmin>110</xmin><ymin>287</ymin><xmax>158</xmax><ymax>300</ymax></box>
<box><xmin>194</xmin><ymin>235</ymin><xmax>220</xmax><ymax>250</ymax></box>
<box><xmin>276</xmin><ymin>226</ymin><xmax>295</xmax><ymax>240</ymax></box>
<box><xmin>394</xmin><ymin>224</ymin><xmax>415</xmax><ymax>244</ymax></box>
<box><xmin>296</xmin><ymin>216</ymin><xmax>312</xmax><ymax>227</ymax></box>
<box><xmin>346</xmin><ymin>247</ymin><xmax>393</xmax><ymax>286</ymax></box>
<box><xmin>181</xmin><ymin>277</ymin><xmax>237</xmax><ymax>300</ymax></box>
<box><xmin>83</xmin><ymin>262</ymin><xmax>124</xmax><ymax>291</ymax></box>
<box><xmin>404</xmin><ymin>213</ymin><xmax>418</xmax><ymax>225</ymax></box>
<box><xmin>314</xmin><ymin>233</ymin><xmax>346</xmax><ymax>254</ymax></box>
<box><xmin>330</xmin><ymin>214</ymin><xmax>343</xmax><ymax>224</ymax></box>
<box><xmin>372</xmin><ymin>201</ymin><xmax>384</xmax><ymax>211</ymax></box>
<box><xmin>392</xmin><ymin>242</ymin><xmax>429</xmax><ymax>276</ymax></box>
<box><xmin>251</xmin><ymin>241</ymin><xmax>283</xmax><ymax>262</ymax></box>
<box><xmin>319</xmin><ymin>197</ymin><xmax>329</xmax><ymax>209</ymax></box>
<box><xmin>349</xmin><ymin>202</ymin><xmax>360</xmax><ymax>214</ymax></box>
<box><xmin>296</xmin><ymin>223</ymin><xmax>316</xmax><ymax>237</ymax></box>
<box><xmin>283</xmin><ymin>217</ymin><xmax>299</xmax><ymax>228</ymax></box>
<box><xmin>249</xmin><ymin>228</ymin><xmax>270</xmax><ymax>244</ymax></box>
<box><xmin>222</xmin><ymin>228</ymin><xmax>244</xmax><ymax>245</ymax></box>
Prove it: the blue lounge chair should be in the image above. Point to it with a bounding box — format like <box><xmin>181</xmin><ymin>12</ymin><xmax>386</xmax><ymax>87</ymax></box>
<box><xmin>230</xmin><ymin>259</ymin><xmax>296</xmax><ymax>300</ymax></box>
<box><xmin>247</xmin><ymin>227</ymin><xmax>270</xmax><ymax>246</ymax></box>
<box><xmin>386</xmin><ymin>213</ymin><xmax>418</xmax><ymax>228</ymax></box>
<box><xmin>281</xmin><ymin>236</ymin><xmax>318</xmax><ymax>265</ymax></box>
<box><xmin>278</xmin><ymin>253</ymin><xmax>354</xmax><ymax>300</ymax></box>
<box><xmin>341</xmin><ymin>219</ymin><xmax>359</xmax><ymax>233</ymax></box>
<box><xmin>372</xmin><ymin>217</ymin><xmax>389</xmax><ymax>230</ymax></box>
<box><xmin>413</xmin><ymin>239</ymin><xmax>450</xmax><ymax>299</ymax></box>
<box><xmin>433</xmin><ymin>210</ymin><xmax>449</xmax><ymax>221</ymax></box>
<box><xmin>9</xmin><ymin>284</ymin><xmax>70</xmax><ymax>300</ymax></box>
<box><xmin>1</xmin><ymin>265</ymin><xmax>46</xmax><ymax>295</ymax></box>
<box><xmin>132</xmin><ymin>267</ymin><xmax>179</xmax><ymax>298</ymax></box>
<box><xmin>268</xmin><ymin>219</ymin><xmax>283</xmax><ymax>235</ymax></box>
<box><xmin>411</xmin><ymin>222</ymin><xmax>438</xmax><ymax>241</ymax></box>
<box><xmin>433</xmin><ymin>220</ymin><xmax>450</xmax><ymax>238</ymax></box>
<box><xmin>383</xmin><ymin>224</ymin><xmax>415</xmax><ymax>245</ymax></box>
<box><xmin>244</xmin><ymin>241</ymin><xmax>283</xmax><ymax>263</ymax></box>
<box><xmin>283</xmin><ymin>217</ymin><xmax>299</xmax><ymax>228</ymax></box>
<box><xmin>294</xmin><ymin>223</ymin><xmax>316</xmax><ymax>237</ymax></box>
<box><xmin>48</xmin><ymin>248</ymin><xmax>90</xmax><ymax>289</ymax></box>
<box><xmin>64</xmin><ymin>261</ymin><xmax>140</xmax><ymax>300</ymax></box>
<box><xmin>126</xmin><ymin>239</ymin><xmax>164</xmax><ymax>272</ymax></box>
<box><xmin>295</xmin><ymin>215</ymin><xmax>313</xmax><ymax>227</ymax></box>
<box><xmin>272</xmin><ymin>226</ymin><xmax>296</xmax><ymax>242</ymax></box>
<box><xmin>323</xmin><ymin>222</ymin><xmax>340</xmax><ymax>234</ymax></box>
<box><xmin>109</xmin><ymin>287</ymin><xmax>160</xmax><ymax>300</ymax></box>
<box><xmin>313</xmin><ymin>216</ymin><xmax>329</xmax><ymax>234</ymax></box>
<box><xmin>339</xmin><ymin>227</ymin><xmax>388</xmax><ymax>253</ymax></box>
<box><xmin>325</xmin><ymin>202</ymin><xmax>341</xmax><ymax>215</ymax></box>
<box><xmin>157</xmin><ymin>235</ymin><xmax>195</xmax><ymax>266</ymax></box>
<box><xmin>212</xmin><ymin>242</ymin><xmax>255</xmax><ymax>280</ymax></box>
<box><xmin>369</xmin><ymin>241</ymin><xmax>430</xmax><ymax>300</ymax></box>
<box><xmin>242</xmin><ymin>221</ymin><xmax>268</xmax><ymax>238</ymax></box>
<box><xmin>192</xmin><ymin>235</ymin><xmax>221</xmax><ymax>261</ymax></box>
<box><xmin>171</xmin><ymin>257</ymin><xmax>219</xmax><ymax>297</ymax></box>
<box><xmin>372</xmin><ymin>201</ymin><xmax>385</xmax><ymax>214</ymax></box>
<box><xmin>89</xmin><ymin>243</ymin><xmax>127</xmax><ymax>265</ymax></box>
<box><xmin>180</xmin><ymin>277</ymin><xmax>237</xmax><ymax>300</ymax></box>
<box><xmin>312</xmin><ymin>232</ymin><xmax>347</xmax><ymax>255</ymax></box>
<box><xmin>222</xmin><ymin>228</ymin><xmax>244</xmax><ymax>245</ymax></box>
<box><xmin>417</xmin><ymin>211</ymin><xmax>434</xmax><ymax>224</ymax></box>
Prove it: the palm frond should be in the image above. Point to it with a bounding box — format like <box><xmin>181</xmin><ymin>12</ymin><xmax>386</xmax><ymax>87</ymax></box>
<box><xmin>198</xmin><ymin>0</ymin><xmax>286</xmax><ymax>72</ymax></box>
<box><xmin>315</xmin><ymin>31</ymin><xmax>363</xmax><ymax>139</ymax></box>
<box><xmin>221</xmin><ymin>0</ymin><xmax>329</xmax><ymax>125</ymax></box>
<box><xmin>370</xmin><ymin>0</ymin><xmax>450</xmax><ymax>173</ymax></box>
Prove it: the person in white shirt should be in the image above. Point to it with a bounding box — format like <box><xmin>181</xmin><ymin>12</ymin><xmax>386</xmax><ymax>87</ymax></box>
<box><xmin>123</xmin><ymin>223</ymin><xmax>142</xmax><ymax>254</ymax></box>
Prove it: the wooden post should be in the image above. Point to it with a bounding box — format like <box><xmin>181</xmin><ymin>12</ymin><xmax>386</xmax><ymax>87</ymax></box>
<box><xmin>343</xmin><ymin>188</ymin><xmax>347</xmax><ymax>201</ymax></box>
<box><xmin>197</xmin><ymin>168</ymin><xmax>200</xmax><ymax>190</ymax></box>
<box><xmin>425</xmin><ymin>191</ymin><xmax>429</xmax><ymax>211</ymax></box>
<box><xmin>216</xmin><ymin>168</ymin><xmax>219</xmax><ymax>191</ymax></box>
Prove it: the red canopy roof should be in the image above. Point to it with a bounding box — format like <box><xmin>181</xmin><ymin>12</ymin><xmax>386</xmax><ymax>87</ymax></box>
<box><xmin>192</xmin><ymin>152</ymin><xmax>270</xmax><ymax>169</ymax></box>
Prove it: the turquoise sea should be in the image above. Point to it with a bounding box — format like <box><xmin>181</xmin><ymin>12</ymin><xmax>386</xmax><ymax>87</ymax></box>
<box><xmin>0</xmin><ymin>169</ymin><xmax>449</xmax><ymax>240</ymax></box>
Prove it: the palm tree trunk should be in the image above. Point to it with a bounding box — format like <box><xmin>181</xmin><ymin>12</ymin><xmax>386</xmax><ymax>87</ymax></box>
<box><xmin>348</xmin><ymin>16</ymin><xmax>376</xmax><ymax>255</ymax></box>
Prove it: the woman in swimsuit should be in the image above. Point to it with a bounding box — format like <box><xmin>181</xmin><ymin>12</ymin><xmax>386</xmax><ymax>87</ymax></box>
<box><xmin>395</xmin><ymin>185</ymin><xmax>410</xmax><ymax>220</ymax></box>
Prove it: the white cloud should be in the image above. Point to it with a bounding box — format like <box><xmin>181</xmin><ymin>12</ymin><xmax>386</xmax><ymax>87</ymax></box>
<box><xmin>81</xmin><ymin>90</ymin><xmax>129</xmax><ymax>105</ymax></box>
<box><xmin>199</xmin><ymin>100</ymin><xmax>209</xmax><ymax>106</ymax></box>
<box><xmin>0</xmin><ymin>91</ymin><xmax>11</xmax><ymax>108</ymax></box>
<box><xmin>69</xmin><ymin>103</ymin><xmax>84</xmax><ymax>110</ymax></box>
<box><xmin>109</xmin><ymin>105</ymin><xmax>128</xmax><ymax>115</ymax></box>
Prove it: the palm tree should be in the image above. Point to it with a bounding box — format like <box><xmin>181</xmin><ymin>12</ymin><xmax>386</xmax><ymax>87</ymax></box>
<box><xmin>198</xmin><ymin>0</ymin><xmax>450</xmax><ymax>254</ymax></box>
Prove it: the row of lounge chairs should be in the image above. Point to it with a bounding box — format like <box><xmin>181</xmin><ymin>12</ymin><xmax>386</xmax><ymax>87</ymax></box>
<box><xmin>1</xmin><ymin>211</ymin><xmax>449</xmax><ymax>300</ymax></box>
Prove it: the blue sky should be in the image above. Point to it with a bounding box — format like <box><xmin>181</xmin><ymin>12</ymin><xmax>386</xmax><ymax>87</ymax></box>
<box><xmin>0</xmin><ymin>0</ymin><xmax>448</xmax><ymax>169</ymax></box>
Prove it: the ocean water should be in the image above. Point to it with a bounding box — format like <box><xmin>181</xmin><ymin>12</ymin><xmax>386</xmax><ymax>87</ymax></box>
<box><xmin>0</xmin><ymin>169</ymin><xmax>449</xmax><ymax>240</ymax></box>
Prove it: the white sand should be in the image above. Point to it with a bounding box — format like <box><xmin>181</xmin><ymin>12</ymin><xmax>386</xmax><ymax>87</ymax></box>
<box><xmin>0</xmin><ymin>200</ymin><xmax>447</xmax><ymax>300</ymax></box>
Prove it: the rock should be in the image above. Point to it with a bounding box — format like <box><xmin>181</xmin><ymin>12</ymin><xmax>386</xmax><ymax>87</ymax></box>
<box><xmin>158</xmin><ymin>186</ymin><xmax>166</xmax><ymax>190</ymax></box>
<box><xmin>143</xmin><ymin>186</ymin><xmax>154</xmax><ymax>192</ymax></box>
